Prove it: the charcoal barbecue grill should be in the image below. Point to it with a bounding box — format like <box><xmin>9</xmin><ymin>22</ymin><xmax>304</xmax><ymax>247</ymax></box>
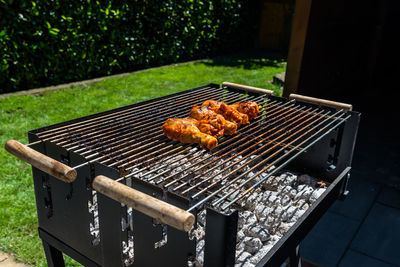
<box><xmin>5</xmin><ymin>82</ymin><xmax>360</xmax><ymax>267</ymax></box>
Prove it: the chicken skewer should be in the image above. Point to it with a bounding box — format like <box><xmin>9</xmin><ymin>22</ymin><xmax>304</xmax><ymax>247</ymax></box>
<box><xmin>229</xmin><ymin>101</ymin><xmax>260</xmax><ymax>120</ymax></box>
<box><xmin>189</xmin><ymin>105</ymin><xmax>237</xmax><ymax>136</ymax></box>
<box><xmin>201</xmin><ymin>100</ymin><xmax>250</xmax><ymax>126</ymax></box>
<box><xmin>162</xmin><ymin>118</ymin><xmax>218</xmax><ymax>150</ymax></box>
<box><xmin>162</xmin><ymin>100</ymin><xmax>259</xmax><ymax>150</ymax></box>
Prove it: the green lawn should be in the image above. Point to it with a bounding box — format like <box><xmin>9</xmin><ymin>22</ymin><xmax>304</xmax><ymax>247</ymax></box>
<box><xmin>0</xmin><ymin>53</ymin><xmax>285</xmax><ymax>266</ymax></box>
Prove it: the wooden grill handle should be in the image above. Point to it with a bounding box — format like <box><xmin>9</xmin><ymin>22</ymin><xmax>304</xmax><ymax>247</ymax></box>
<box><xmin>5</xmin><ymin>139</ymin><xmax>77</xmax><ymax>183</ymax></box>
<box><xmin>289</xmin><ymin>94</ymin><xmax>353</xmax><ymax>112</ymax></box>
<box><xmin>222</xmin><ymin>82</ymin><xmax>274</xmax><ymax>96</ymax></box>
<box><xmin>93</xmin><ymin>175</ymin><xmax>195</xmax><ymax>232</ymax></box>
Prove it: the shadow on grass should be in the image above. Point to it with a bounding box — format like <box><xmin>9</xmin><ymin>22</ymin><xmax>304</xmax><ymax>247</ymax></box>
<box><xmin>202</xmin><ymin>49</ymin><xmax>287</xmax><ymax>70</ymax></box>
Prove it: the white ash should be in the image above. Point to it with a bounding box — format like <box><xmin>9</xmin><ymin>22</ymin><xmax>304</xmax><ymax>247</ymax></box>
<box><xmin>237</xmin><ymin>230</ymin><xmax>245</xmax><ymax>243</ymax></box>
<box><xmin>122</xmin><ymin>236</ymin><xmax>134</xmax><ymax>266</ymax></box>
<box><xmin>231</xmin><ymin>171</ymin><xmax>327</xmax><ymax>266</ymax></box>
<box><xmin>279</xmin><ymin>173</ymin><xmax>297</xmax><ymax>186</ymax></box>
<box><xmin>238</xmin><ymin>211</ymin><xmax>258</xmax><ymax>228</ymax></box>
<box><xmin>88</xmin><ymin>191</ymin><xmax>100</xmax><ymax>245</ymax></box>
<box><xmin>281</xmin><ymin>185</ymin><xmax>297</xmax><ymax>199</ymax></box>
<box><xmin>195</xmin><ymin>239</ymin><xmax>205</xmax><ymax>266</ymax></box>
<box><xmin>240</xmin><ymin>237</ymin><xmax>263</xmax><ymax>254</ymax></box>
<box><xmin>254</xmin><ymin>204</ymin><xmax>273</xmax><ymax>220</ymax></box>
<box><xmin>236</xmin><ymin>261</ymin><xmax>255</xmax><ymax>267</ymax></box>
<box><xmin>190</xmin><ymin>226</ymin><xmax>205</xmax><ymax>241</ymax></box>
<box><xmin>126</xmin><ymin>151</ymin><xmax>327</xmax><ymax>266</ymax></box>
<box><xmin>121</xmin><ymin>207</ymin><xmax>135</xmax><ymax>265</ymax></box>
<box><xmin>187</xmin><ymin>208</ymin><xmax>207</xmax><ymax>267</ymax></box>
<box><xmin>310</xmin><ymin>188</ymin><xmax>325</xmax><ymax>202</ymax></box>
<box><xmin>197</xmin><ymin>209</ymin><xmax>207</xmax><ymax>227</ymax></box>
<box><xmin>249</xmin><ymin>244</ymin><xmax>273</xmax><ymax>265</ymax></box>
<box><xmin>260</xmin><ymin>175</ymin><xmax>280</xmax><ymax>191</ymax></box>
<box><xmin>236</xmin><ymin>251</ymin><xmax>253</xmax><ymax>264</ymax></box>
<box><xmin>293</xmin><ymin>199</ymin><xmax>310</xmax><ymax>210</ymax></box>
<box><xmin>244</xmin><ymin>225</ymin><xmax>270</xmax><ymax>242</ymax></box>
<box><xmin>240</xmin><ymin>193</ymin><xmax>263</xmax><ymax>211</ymax></box>
<box><xmin>294</xmin><ymin>184</ymin><xmax>314</xmax><ymax>201</ymax></box>
<box><xmin>280</xmin><ymin>194</ymin><xmax>292</xmax><ymax>206</ymax></box>
<box><xmin>228</xmin><ymin>190</ymin><xmax>242</xmax><ymax>202</ymax></box>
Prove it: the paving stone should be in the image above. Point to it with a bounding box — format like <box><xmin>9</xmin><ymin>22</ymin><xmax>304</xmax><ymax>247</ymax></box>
<box><xmin>329</xmin><ymin>173</ymin><xmax>381</xmax><ymax>221</ymax></box>
<box><xmin>351</xmin><ymin>123</ymin><xmax>400</xmax><ymax>188</ymax></box>
<box><xmin>377</xmin><ymin>186</ymin><xmax>400</xmax><ymax>209</ymax></box>
<box><xmin>300</xmin><ymin>211</ymin><xmax>360</xmax><ymax>267</ymax></box>
<box><xmin>273</xmin><ymin>72</ymin><xmax>285</xmax><ymax>85</ymax></box>
<box><xmin>0</xmin><ymin>251</ymin><xmax>30</xmax><ymax>267</ymax></box>
<box><xmin>351</xmin><ymin>203</ymin><xmax>400</xmax><ymax>266</ymax></box>
<box><xmin>338</xmin><ymin>249</ymin><xmax>394</xmax><ymax>267</ymax></box>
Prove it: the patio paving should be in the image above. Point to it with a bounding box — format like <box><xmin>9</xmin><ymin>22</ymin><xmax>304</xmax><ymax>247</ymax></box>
<box><xmin>300</xmin><ymin>107</ymin><xmax>400</xmax><ymax>266</ymax></box>
<box><xmin>338</xmin><ymin>250</ymin><xmax>394</xmax><ymax>267</ymax></box>
<box><xmin>0</xmin><ymin>252</ymin><xmax>29</xmax><ymax>267</ymax></box>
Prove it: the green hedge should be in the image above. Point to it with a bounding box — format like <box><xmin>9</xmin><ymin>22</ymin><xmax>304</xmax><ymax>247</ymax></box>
<box><xmin>0</xmin><ymin>1</ymin><xmax>258</xmax><ymax>93</ymax></box>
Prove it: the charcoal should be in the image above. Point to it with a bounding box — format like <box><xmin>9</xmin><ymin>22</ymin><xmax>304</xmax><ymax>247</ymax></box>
<box><xmin>239</xmin><ymin>211</ymin><xmax>258</xmax><ymax>227</ymax></box>
<box><xmin>242</xmin><ymin>237</ymin><xmax>263</xmax><ymax>254</ymax></box>
<box><xmin>236</xmin><ymin>250</ymin><xmax>253</xmax><ymax>264</ymax></box>
<box><xmin>244</xmin><ymin>225</ymin><xmax>271</xmax><ymax>242</ymax></box>
<box><xmin>310</xmin><ymin>188</ymin><xmax>326</xmax><ymax>202</ymax></box>
<box><xmin>249</xmin><ymin>244</ymin><xmax>273</xmax><ymax>264</ymax></box>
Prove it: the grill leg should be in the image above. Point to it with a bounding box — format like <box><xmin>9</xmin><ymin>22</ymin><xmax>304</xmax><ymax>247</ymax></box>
<box><xmin>289</xmin><ymin>245</ymin><xmax>301</xmax><ymax>267</ymax></box>
<box><xmin>42</xmin><ymin>240</ymin><xmax>65</xmax><ymax>267</ymax></box>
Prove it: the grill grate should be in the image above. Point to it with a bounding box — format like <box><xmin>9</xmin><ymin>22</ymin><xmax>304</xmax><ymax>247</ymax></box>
<box><xmin>29</xmin><ymin>84</ymin><xmax>350</xmax><ymax>211</ymax></box>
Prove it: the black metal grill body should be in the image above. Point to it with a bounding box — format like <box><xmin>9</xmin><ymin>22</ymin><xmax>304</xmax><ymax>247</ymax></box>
<box><xmin>27</xmin><ymin>84</ymin><xmax>360</xmax><ymax>267</ymax></box>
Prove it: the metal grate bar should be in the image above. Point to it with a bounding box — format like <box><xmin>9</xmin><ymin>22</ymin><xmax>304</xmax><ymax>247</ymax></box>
<box><xmin>121</xmin><ymin>101</ymin><xmax>277</xmax><ymax>180</ymax></box>
<box><xmin>187</xmin><ymin>108</ymin><xmax>329</xmax><ymax>200</ymax></box>
<box><xmin>107</xmin><ymin>92</ymin><xmax>261</xmax><ymax>169</ymax></box>
<box><xmin>219</xmin><ymin>113</ymin><xmax>351</xmax><ymax>210</ymax></box>
<box><xmin>171</xmin><ymin>106</ymin><xmax>317</xmax><ymax>193</ymax></box>
<box><xmin>187</xmin><ymin>109</ymin><xmax>348</xmax><ymax>212</ymax></box>
<box><xmin>35</xmin><ymin>86</ymin><xmax>215</xmax><ymax>139</ymax></box>
<box><xmin>161</xmin><ymin>104</ymin><xmax>311</xmax><ymax>189</ymax></box>
<box><xmin>117</xmin><ymin>99</ymin><xmax>298</xmax><ymax>183</ymax></box>
<box><xmin>123</xmin><ymin>99</ymin><xmax>282</xmax><ymax>175</ymax></box>
<box><xmin>66</xmin><ymin>89</ymin><xmax>241</xmax><ymax>154</ymax></box>
<box><xmin>72</xmin><ymin>89</ymin><xmax>268</xmax><ymax>170</ymax></box>
<box><xmin>56</xmin><ymin>88</ymin><xmax>230</xmax><ymax>149</ymax></box>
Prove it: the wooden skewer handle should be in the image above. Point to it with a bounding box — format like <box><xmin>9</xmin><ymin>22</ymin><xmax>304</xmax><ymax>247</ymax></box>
<box><xmin>289</xmin><ymin>94</ymin><xmax>353</xmax><ymax>112</ymax></box>
<box><xmin>222</xmin><ymin>82</ymin><xmax>274</xmax><ymax>96</ymax></box>
<box><xmin>5</xmin><ymin>139</ymin><xmax>77</xmax><ymax>183</ymax></box>
<box><xmin>93</xmin><ymin>175</ymin><xmax>195</xmax><ymax>232</ymax></box>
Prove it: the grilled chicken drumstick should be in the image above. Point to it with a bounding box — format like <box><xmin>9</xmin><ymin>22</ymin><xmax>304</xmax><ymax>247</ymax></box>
<box><xmin>162</xmin><ymin>100</ymin><xmax>258</xmax><ymax>150</ymax></box>
<box><xmin>162</xmin><ymin>118</ymin><xmax>218</xmax><ymax>150</ymax></box>
<box><xmin>202</xmin><ymin>100</ymin><xmax>249</xmax><ymax>126</ymax></box>
<box><xmin>230</xmin><ymin>101</ymin><xmax>260</xmax><ymax>120</ymax></box>
<box><xmin>190</xmin><ymin>106</ymin><xmax>237</xmax><ymax>136</ymax></box>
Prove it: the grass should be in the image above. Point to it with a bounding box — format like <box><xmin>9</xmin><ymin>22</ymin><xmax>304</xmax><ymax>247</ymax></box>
<box><xmin>0</xmin><ymin>52</ymin><xmax>286</xmax><ymax>266</ymax></box>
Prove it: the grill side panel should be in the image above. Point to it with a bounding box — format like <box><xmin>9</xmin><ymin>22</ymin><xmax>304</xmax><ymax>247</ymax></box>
<box><xmin>204</xmin><ymin>208</ymin><xmax>238</xmax><ymax>267</ymax></box>
<box><xmin>28</xmin><ymin>138</ymin><xmax>103</xmax><ymax>264</ymax></box>
<box><xmin>287</xmin><ymin>111</ymin><xmax>360</xmax><ymax>182</ymax></box>
<box><xmin>95</xmin><ymin>163</ymin><xmax>125</xmax><ymax>267</ymax></box>
<box><xmin>129</xmin><ymin>177</ymin><xmax>196</xmax><ymax>266</ymax></box>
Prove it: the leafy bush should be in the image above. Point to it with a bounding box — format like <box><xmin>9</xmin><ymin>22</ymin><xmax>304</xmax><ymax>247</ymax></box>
<box><xmin>0</xmin><ymin>1</ymin><xmax>258</xmax><ymax>93</ymax></box>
